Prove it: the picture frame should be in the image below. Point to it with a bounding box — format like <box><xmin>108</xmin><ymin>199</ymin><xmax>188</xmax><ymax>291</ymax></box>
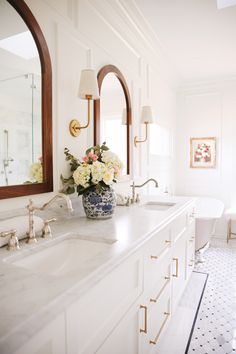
<box><xmin>190</xmin><ymin>137</ymin><xmax>216</xmax><ymax>168</ymax></box>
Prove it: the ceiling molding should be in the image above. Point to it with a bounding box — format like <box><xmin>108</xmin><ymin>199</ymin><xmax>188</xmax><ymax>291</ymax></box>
<box><xmin>87</xmin><ymin>0</ymin><xmax>180</xmax><ymax>87</ymax></box>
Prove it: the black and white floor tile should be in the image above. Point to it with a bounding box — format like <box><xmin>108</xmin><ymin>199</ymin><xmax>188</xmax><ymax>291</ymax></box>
<box><xmin>188</xmin><ymin>246</ymin><xmax>236</xmax><ymax>354</ymax></box>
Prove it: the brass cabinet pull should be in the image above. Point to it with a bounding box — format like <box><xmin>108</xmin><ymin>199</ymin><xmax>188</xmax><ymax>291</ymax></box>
<box><xmin>172</xmin><ymin>257</ymin><xmax>179</xmax><ymax>277</ymax></box>
<box><xmin>150</xmin><ymin>255</ymin><xmax>158</xmax><ymax>260</ymax></box>
<box><xmin>165</xmin><ymin>240</ymin><xmax>171</xmax><ymax>244</ymax></box>
<box><xmin>150</xmin><ymin>276</ymin><xmax>170</xmax><ymax>303</ymax></box>
<box><xmin>140</xmin><ymin>305</ymin><xmax>148</xmax><ymax>333</ymax></box>
<box><xmin>149</xmin><ymin>312</ymin><xmax>170</xmax><ymax>345</ymax></box>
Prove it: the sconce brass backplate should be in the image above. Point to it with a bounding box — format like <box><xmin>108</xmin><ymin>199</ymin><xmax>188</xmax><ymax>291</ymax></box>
<box><xmin>69</xmin><ymin>119</ymin><xmax>81</xmax><ymax>137</ymax></box>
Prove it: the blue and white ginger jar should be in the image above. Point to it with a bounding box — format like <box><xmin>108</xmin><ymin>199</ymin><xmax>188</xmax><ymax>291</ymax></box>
<box><xmin>82</xmin><ymin>187</ymin><xmax>116</xmax><ymax>219</ymax></box>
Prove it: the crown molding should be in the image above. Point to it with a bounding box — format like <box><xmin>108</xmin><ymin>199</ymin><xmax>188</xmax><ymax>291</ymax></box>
<box><xmin>87</xmin><ymin>0</ymin><xmax>180</xmax><ymax>87</ymax></box>
<box><xmin>178</xmin><ymin>75</ymin><xmax>236</xmax><ymax>93</ymax></box>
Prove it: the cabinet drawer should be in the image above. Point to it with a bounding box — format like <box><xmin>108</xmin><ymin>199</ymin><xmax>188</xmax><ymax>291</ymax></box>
<box><xmin>66</xmin><ymin>252</ymin><xmax>143</xmax><ymax>354</ymax></box>
<box><xmin>187</xmin><ymin>206</ymin><xmax>196</xmax><ymax>226</ymax></box>
<box><xmin>186</xmin><ymin>239</ymin><xmax>195</xmax><ymax>279</ymax></box>
<box><xmin>139</xmin><ymin>282</ymin><xmax>171</xmax><ymax>352</ymax></box>
<box><xmin>171</xmin><ymin>213</ymin><xmax>187</xmax><ymax>242</ymax></box>
<box><xmin>148</xmin><ymin>261</ymin><xmax>171</xmax><ymax>307</ymax></box>
<box><xmin>144</xmin><ymin>247</ymin><xmax>171</xmax><ymax>293</ymax></box>
<box><xmin>187</xmin><ymin>222</ymin><xmax>195</xmax><ymax>243</ymax></box>
<box><xmin>144</xmin><ymin>226</ymin><xmax>171</xmax><ymax>260</ymax></box>
<box><xmin>144</xmin><ymin>226</ymin><xmax>171</xmax><ymax>292</ymax></box>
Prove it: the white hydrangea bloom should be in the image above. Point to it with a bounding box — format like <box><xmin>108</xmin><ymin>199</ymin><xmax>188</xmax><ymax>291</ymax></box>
<box><xmin>102</xmin><ymin>166</ymin><xmax>114</xmax><ymax>185</ymax></box>
<box><xmin>90</xmin><ymin>161</ymin><xmax>106</xmax><ymax>184</ymax></box>
<box><xmin>29</xmin><ymin>162</ymin><xmax>43</xmax><ymax>183</ymax></box>
<box><xmin>73</xmin><ymin>164</ymin><xmax>91</xmax><ymax>188</ymax></box>
<box><xmin>101</xmin><ymin>151</ymin><xmax>123</xmax><ymax>178</ymax></box>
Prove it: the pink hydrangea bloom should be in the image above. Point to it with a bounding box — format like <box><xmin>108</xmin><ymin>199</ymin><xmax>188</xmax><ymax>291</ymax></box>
<box><xmin>91</xmin><ymin>154</ymin><xmax>98</xmax><ymax>161</ymax></box>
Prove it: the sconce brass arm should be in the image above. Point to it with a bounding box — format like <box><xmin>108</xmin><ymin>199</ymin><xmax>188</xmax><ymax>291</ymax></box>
<box><xmin>134</xmin><ymin>122</ymin><xmax>148</xmax><ymax>147</ymax></box>
<box><xmin>69</xmin><ymin>95</ymin><xmax>92</xmax><ymax>137</ymax></box>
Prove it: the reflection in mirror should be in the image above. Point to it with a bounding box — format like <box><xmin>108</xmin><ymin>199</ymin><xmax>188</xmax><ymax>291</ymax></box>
<box><xmin>100</xmin><ymin>73</ymin><xmax>127</xmax><ymax>173</ymax></box>
<box><xmin>0</xmin><ymin>0</ymin><xmax>42</xmax><ymax>186</ymax></box>
<box><xmin>94</xmin><ymin>65</ymin><xmax>131</xmax><ymax>175</ymax></box>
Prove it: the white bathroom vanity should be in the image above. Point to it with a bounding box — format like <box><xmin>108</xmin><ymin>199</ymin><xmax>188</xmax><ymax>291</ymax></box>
<box><xmin>0</xmin><ymin>196</ymin><xmax>195</xmax><ymax>354</ymax></box>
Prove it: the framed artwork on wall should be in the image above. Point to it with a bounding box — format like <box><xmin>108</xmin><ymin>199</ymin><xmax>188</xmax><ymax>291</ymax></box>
<box><xmin>190</xmin><ymin>137</ymin><xmax>216</xmax><ymax>168</ymax></box>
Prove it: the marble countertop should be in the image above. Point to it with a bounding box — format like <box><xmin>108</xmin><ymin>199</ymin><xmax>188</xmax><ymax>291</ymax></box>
<box><xmin>0</xmin><ymin>195</ymin><xmax>194</xmax><ymax>354</ymax></box>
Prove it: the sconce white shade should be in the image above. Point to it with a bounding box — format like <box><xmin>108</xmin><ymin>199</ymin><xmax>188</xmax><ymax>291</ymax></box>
<box><xmin>140</xmin><ymin>105</ymin><xmax>154</xmax><ymax>124</ymax></box>
<box><xmin>78</xmin><ymin>69</ymin><xmax>99</xmax><ymax>100</ymax></box>
<box><xmin>121</xmin><ymin>108</ymin><xmax>127</xmax><ymax>125</ymax></box>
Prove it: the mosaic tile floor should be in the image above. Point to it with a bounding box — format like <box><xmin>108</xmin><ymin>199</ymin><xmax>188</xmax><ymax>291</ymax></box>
<box><xmin>188</xmin><ymin>246</ymin><xmax>236</xmax><ymax>354</ymax></box>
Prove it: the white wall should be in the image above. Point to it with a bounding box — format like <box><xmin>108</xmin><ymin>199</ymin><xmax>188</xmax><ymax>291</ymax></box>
<box><xmin>0</xmin><ymin>0</ymin><xmax>177</xmax><ymax>211</ymax></box>
<box><xmin>176</xmin><ymin>80</ymin><xmax>236</xmax><ymax>238</ymax></box>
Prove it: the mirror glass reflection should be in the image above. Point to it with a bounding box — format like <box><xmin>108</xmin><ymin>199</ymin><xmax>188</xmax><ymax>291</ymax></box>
<box><xmin>100</xmin><ymin>73</ymin><xmax>127</xmax><ymax>174</ymax></box>
<box><xmin>0</xmin><ymin>0</ymin><xmax>42</xmax><ymax>186</ymax></box>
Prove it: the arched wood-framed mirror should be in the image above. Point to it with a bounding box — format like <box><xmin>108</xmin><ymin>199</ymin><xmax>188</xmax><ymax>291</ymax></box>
<box><xmin>0</xmin><ymin>0</ymin><xmax>53</xmax><ymax>199</ymax></box>
<box><xmin>94</xmin><ymin>65</ymin><xmax>132</xmax><ymax>175</ymax></box>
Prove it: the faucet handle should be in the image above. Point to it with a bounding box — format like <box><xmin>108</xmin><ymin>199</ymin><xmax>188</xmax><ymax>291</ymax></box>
<box><xmin>125</xmin><ymin>197</ymin><xmax>131</xmax><ymax>206</ymax></box>
<box><xmin>42</xmin><ymin>218</ymin><xmax>57</xmax><ymax>238</ymax></box>
<box><xmin>135</xmin><ymin>193</ymin><xmax>140</xmax><ymax>203</ymax></box>
<box><xmin>0</xmin><ymin>229</ymin><xmax>20</xmax><ymax>251</ymax></box>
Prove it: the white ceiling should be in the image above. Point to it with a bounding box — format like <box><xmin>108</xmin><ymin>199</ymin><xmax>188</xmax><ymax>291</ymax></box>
<box><xmin>134</xmin><ymin>0</ymin><xmax>236</xmax><ymax>83</ymax></box>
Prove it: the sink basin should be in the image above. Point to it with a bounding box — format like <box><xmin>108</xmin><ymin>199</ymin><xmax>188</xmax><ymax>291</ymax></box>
<box><xmin>11</xmin><ymin>238</ymin><xmax>113</xmax><ymax>277</ymax></box>
<box><xmin>141</xmin><ymin>201</ymin><xmax>176</xmax><ymax>211</ymax></box>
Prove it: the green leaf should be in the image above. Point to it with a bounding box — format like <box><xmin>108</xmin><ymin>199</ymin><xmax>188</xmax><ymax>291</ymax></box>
<box><xmin>85</xmin><ymin>147</ymin><xmax>92</xmax><ymax>155</ymax></box>
<box><xmin>67</xmin><ymin>186</ymin><xmax>75</xmax><ymax>194</ymax></box>
<box><xmin>101</xmin><ymin>145</ymin><xmax>109</xmax><ymax>151</ymax></box>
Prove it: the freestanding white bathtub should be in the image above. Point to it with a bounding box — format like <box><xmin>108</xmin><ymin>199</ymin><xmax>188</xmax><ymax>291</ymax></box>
<box><xmin>195</xmin><ymin>197</ymin><xmax>224</xmax><ymax>261</ymax></box>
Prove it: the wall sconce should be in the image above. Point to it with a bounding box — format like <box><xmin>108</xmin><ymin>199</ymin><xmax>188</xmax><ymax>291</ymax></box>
<box><xmin>69</xmin><ymin>69</ymin><xmax>99</xmax><ymax>137</ymax></box>
<box><xmin>134</xmin><ymin>105</ymin><xmax>153</xmax><ymax>147</ymax></box>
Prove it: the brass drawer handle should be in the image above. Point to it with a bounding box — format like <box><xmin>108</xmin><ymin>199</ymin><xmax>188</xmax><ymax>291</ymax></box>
<box><xmin>140</xmin><ymin>305</ymin><xmax>148</xmax><ymax>333</ymax></box>
<box><xmin>165</xmin><ymin>240</ymin><xmax>171</xmax><ymax>244</ymax></box>
<box><xmin>172</xmin><ymin>257</ymin><xmax>179</xmax><ymax>277</ymax></box>
<box><xmin>150</xmin><ymin>255</ymin><xmax>158</xmax><ymax>260</ymax></box>
<box><xmin>150</xmin><ymin>276</ymin><xmax>170</xmax><ymax>303</ymax></box>
<box><xmin>149</xmin><ymin>311</ymin><xmax>170</xmax><ymax>345</ymax></box>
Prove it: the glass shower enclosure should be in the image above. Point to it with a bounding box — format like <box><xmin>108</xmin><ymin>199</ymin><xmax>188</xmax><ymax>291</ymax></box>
<box><xmin>0</xmin><ymin>73</ymin><xmax>42</xmax><ymax>186</ymax></box>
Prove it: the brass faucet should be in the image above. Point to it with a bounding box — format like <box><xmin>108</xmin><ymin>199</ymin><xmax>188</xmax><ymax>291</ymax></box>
<box><xmin>130</xmin><ymin>178</ymin><xmax>158</xmax><ymax>203</ymax></box>
<box><xmin>26</xmin><ymin>193</ymin><xmax>73</xmax><ymax>244</ymax></box>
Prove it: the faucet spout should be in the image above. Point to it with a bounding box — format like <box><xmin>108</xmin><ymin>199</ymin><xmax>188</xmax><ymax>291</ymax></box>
<box><xmin>40</xmin><ymin>193</ymin><xmax>73</xmax><ymax>212</ymax></box>
<box><xmin>26</xmin><ymin>193</ymin><xmax>73</xmax><ymax>244</ymax></box>
<box><xmin>134</xmin><ymin>178</ymin><xmax>159</xmax><ymax>189</ymax></box>
<box><xmin>130</xmin><ymin>178</ymin><xmax>158</xmax><ymax>204</ymax></box>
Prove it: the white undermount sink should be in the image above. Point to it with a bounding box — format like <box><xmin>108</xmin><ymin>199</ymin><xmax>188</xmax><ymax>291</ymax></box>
<box><xmin>141</xmin><ymin>201</ymin><xmax>176</xmax><ymax>211</ymax></box>
<box><xmin>9</xmin><ymin>237</ymin><xmax>114</xmax><ymax>277</ymax></box>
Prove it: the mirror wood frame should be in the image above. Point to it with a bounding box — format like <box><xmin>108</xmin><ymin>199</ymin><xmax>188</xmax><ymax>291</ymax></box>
<box><xmin>94</xmin><ymin>65</ymin><xmax>132</xmax><ymax>175</ymax></box>
<box><xmin>0</xmin><ymin>0</ymin><xmax>53</xmax><ymax>199</ymax></box>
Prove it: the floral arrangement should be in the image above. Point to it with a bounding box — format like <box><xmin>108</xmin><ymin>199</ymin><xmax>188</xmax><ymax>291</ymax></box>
<box><xmin>194</xmin><ymin>143</ymin><xmax>211</xmax><ymax>163</ymax></box>
<box><xmin>28</xmin><ymin>157</ymin><xmax>43</xmax><ymax>183</ymax></box>
<box><xmin>61</xmin><ymin>143</ymin><xmax>123</xmax><ymax>196</ymax></box>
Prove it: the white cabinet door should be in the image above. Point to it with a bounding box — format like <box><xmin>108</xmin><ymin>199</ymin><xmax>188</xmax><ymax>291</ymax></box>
<box><xmin>96</xmin><ymin>302</ymin><xmax>140</xmax><ymax>354</ymax></box>
<box><xmin>14</xmin><ymin>313</ymin><xmax>66</xmax><ymax>354</ymax></box>
<box><xmin>66</xmin><ymin>251</ymin><xmax>143</xmax><ymax>354</ymax></box>
<box><xmin>171</xmin><ymin>230</ymin><xmax>187</xmax><ymax>311</ymax></box>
